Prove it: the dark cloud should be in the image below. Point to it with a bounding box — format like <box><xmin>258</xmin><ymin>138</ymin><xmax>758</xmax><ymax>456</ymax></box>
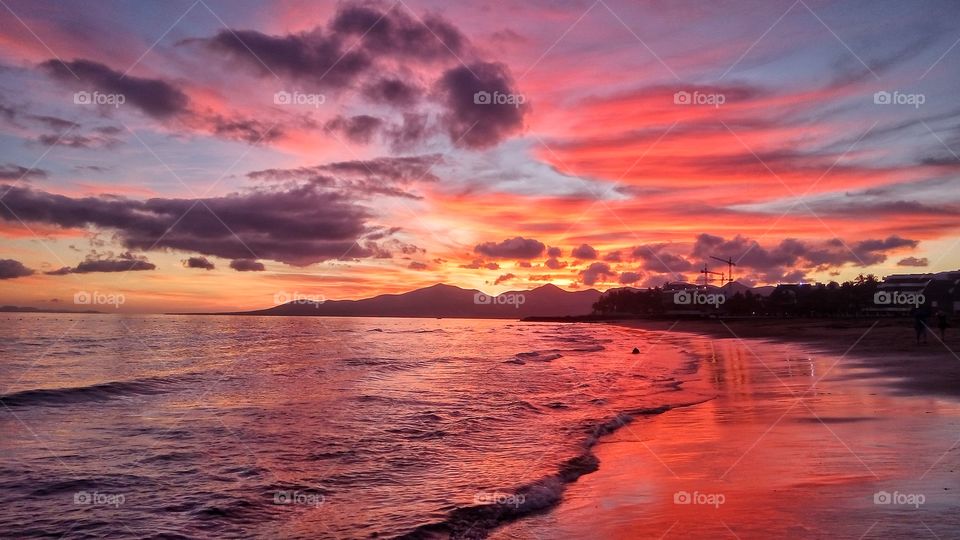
<box><xmin>435</xmin><ymin>61</ymin><xmax>527</xmax><ymax>149</ymax></box>
<box><xmin>0</xmin><ymin>259</ymin><xmax>34</xmax><ymax>279</ymax></box>
<box><xmin>494</xmin><ymin>272</ymin><xmax>516</xmax><ymax>285</ymax></box>
<box><xmin>603</xmin><ymin>250</ymin><xmax>622</xmax><ymax>262</ymax></box>
<box><xmin>183</xmin><ymin>256</ymin><xmax>215</xmax><ymax>270</ymax></box>
<box><xmin>544</xmin><ymin>257</ymin><xmax>567</xmax><ymax>270</ymax></box>
<box><xmin>229</xmin><ymin>258</ymin><xmax>265</xmax><ymax>272</ymax></box>
<box><xmin>196</xmin><ymin>3</ymin><xmax>465</xmax><ymax>90</ymax></box>
<box><xmin>0</xmin><ymin>182</ymin><xmax>398</xmax><ymax>267</ymax></box>
<box><xmin>897</xmin><ymin>256</ymin><xmax>929</xmax><ymax>267</ymax></box>
<box><xmin>73</xmin><ymin>165</ymin><xmax>111</xmax><ymax>174</ymax></box>
<box><xmin>408</xmin><ymin>261</ymin><xmax>428</xmax><ymax>270</ymax></box>
<box><xmin>547</xmin><ymin>246</ymin><xmax>562</xmax><ymax>258</ymax></box>
<box><xmin>460</xmin><ymin>259</ymin><xmax>500</xmax><ymax>270</ymax></box>
<box><xmin>330</xmin><ymin>4</ymin><xmax>465</xmax><ymax>62</ymax></box>
<box><xmin>0</xmin><ymin>163</ymin><xmax>47</xmax><ymax>181</ymax></box>
<box><xmin>690</xmin><ymin>233</ymin><xmax>920</xmax><ymax>281</ymax></box>
<box><xmin>619</xmin><ymin>271</ymin><xmax>642</xmax><ymax>284</ymax></box>
<box><xmin>28</xmin><ymin>115</ymin><xmax>79</xmax><ymax>131</ymax></box>
<box><xmin>40</xmin><ymin>59</ymin><xmax>189</xmax><ymax>119</ymax></box>
<box><xmin>36</xmin><ymin>131</ymin><xmax>121</xmax><ymax>149</ymax></box>
<box><xmin>385</xmin><ymin>113</ymin><xmax>431</xmax><ymax>152</ymax></box>
<box><xmin>571</xmin><ymin>244</ymin><xmax>598</xmax><ymax>260</ymax></box>
<box><xmin>208</xmin><ymin>115</ymin><xmax>281</xmax><ymax>144</ymax></box>
<box><xmin>474</xmin><ymin>237</ymin><xmax>545</xmax><ymax>259</ymax></box>
<box><xmin>579</xmin><ymin>262</ymin><xmax>614</xmax><ymax>286</ymax></box>
<box><xmin>248</xmin><ymin>154</ymin><xmax>439</xmax><ymax>200</ymax></box>
<box><xmin>46</xmin><ymin>253</ymin><xmax>155</xmax><ymax>275</ymax></box>
<box><xmin>362</xmin><ymin>77</ymin><xmax>421</xmax><ymax>106</ymax></box>
<box><xmin>200</xmin><ymin>28</ymin><xmax>369</xmax><ymax>88</ymax></box>
<box><xmin>325</xmin><ymin>115</ymin><xmax>383</xmax><ymax>144</ymax></box>
<box><xmin>632</xmin><ymin>243</ymin><xmax>694</xmax><ymax>275</ymax></box>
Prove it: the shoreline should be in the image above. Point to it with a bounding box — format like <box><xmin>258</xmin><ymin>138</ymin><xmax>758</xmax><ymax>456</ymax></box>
<box><xmin>490</xmin><ymin>321</ymin><xmax>960</xmax><ymax>539</ymax></box>
<box><xmin>611</xmin><ymin>317</ymin><xmax>960</xmax><ymax>399</ymax></box>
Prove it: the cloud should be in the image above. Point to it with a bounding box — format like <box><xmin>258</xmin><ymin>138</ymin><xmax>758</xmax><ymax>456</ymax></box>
<box><xmin>603</xmin><ymin>250</ymin><xmax>622</xmax><ymax>262</ymax></box>
<box><xmin>362</xmin><ymin>77</ymin><xmax>421</xmax><ymax>106</ymax></box>
<box><xmin>408</xmin><ymin>261</ymin><xmax>428</xmax><ymax>270</ymax></box>
<box><xmin>435</xmin><ymin>61</ymin><xmax>527</xmax><ymax>149</ymax></box>
<box><xmin>207</xmin><ymin>115</ymin><xmax>282</xmax><ymax>144</ymax></box>
<box><xmin>248</xmin><ymin>154</ymin><xmax>439</xmax><ymax>200</ymax></box>
<box><xmin>194</xmin><ymin>3</ymin><xmax>466</xmax><ymax>90</ymax></box>
<box><xmin>571</xmin><ymin>243</ymin><xmax>598</xmax><ymax>260</ymax></box>
<box><xmin>579</xmin><ymin>262</ymin><xmax>614</xmax><ymax>286</ymax></box>
<box><xmin>199</xmin><ymin>28</ymin><xmax>369</xmax><ymax>89</ymax></box>
<box><xmin>690</xmin><ymin>233</ymin><xmax>920</xmax><ymax>281</ymax></box>
<box><xmin>619</xmin><ymin>271</ymin><xmax>642</xmax><ymax>284</ymax></box>
<box><xmin>229</xmin><ymin>259</ymin><xmax>265</xmax><ymax>272</ymax></box>
<box><xmin>384</xmin><ymin>113</ymin><xmax>431</xmax><ymax>152</ymax></box>
<box><xmin>897</xmin><ymin>256</ymin><xmax>929</xmax><ymax>267</ymax></box>
<box><xmin>494</xmin><ymin>272</ymin><xmax>516</xmax><ymax>285</ymax></box>
<box><xmin>40</xmin><ymin>59</ymin><xmax>189</xmax><ymax>118</ymax></box>
<box><xmin>0</xmin><ymin>182</ymin><xmax>398</xmax><ymax>267</ymax></box>
<box><xmin>0</xmin><ymin>259</ymin><xmax>34</xmax><ymax>279</ymax></box>
<box><xmin>330</xmin><ymin>4</ymin><xmax>466</xmax><ymax>61</ymax></box>
<box><xmin>544</xmin><ymin>257</ymin><xmax>567</xmax><ymax>270</ymax></box>
<box><xmin>474</xmin><ymin>236</ymin><xmax>545</xmax><ymax>259</ymax></box>
<box><xmin>46</xmin><ymin>253</ymin><xmax>155</xmax><ymax>275</ymax></box>
<box><xmin>547</xmin><ymin>246</ymin><xmax>562</xmax><ymax>257</ymax></box>
<box><xmin>460</xmin><ymin>259</ymin><xmax>499</xmax><ymax>270</ymax></box>
<box><xmin>0</xmin><ymin>163</ymin><xmax>47</xmax><ymax>181</ymax></box>
<box><xmin>325</xmin><ymin>115</ymin><xmax>384</xmax><ymax>144</ymax></box>
<box><xmin>632</xmin><ymin>243</ymin><xmax>694</xmax><ymax>275</ymax></box>
<box><xmin>183</xmin><ymin>256</ymin><xmax>215</xmax><ymax>270</ymax></box>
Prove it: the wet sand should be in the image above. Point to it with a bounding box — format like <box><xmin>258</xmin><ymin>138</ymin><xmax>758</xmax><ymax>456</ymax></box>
<box><xmin>490</xmin><ymin>325</ymin><xmax>960</xmax><ymax>539</ymax></box>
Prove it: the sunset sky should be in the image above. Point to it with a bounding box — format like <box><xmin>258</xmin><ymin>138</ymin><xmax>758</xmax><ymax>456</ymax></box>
<box><xmin>0</xmin><ymin>0</ymin><xmax>959</xmax><ymax>312</ymax></box>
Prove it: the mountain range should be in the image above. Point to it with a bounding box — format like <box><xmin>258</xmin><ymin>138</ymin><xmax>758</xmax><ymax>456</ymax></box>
<box><xmin>230</xmin><ymin>283</ymin><xmax>602</xmax><ymax>319</ymax></box>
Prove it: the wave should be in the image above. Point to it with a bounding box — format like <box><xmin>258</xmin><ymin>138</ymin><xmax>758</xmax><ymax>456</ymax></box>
<box><xmin>0</xmin><ymin>374</ymin><xmax>195</xmax><ymax>408</ymax></box>
<box><xmin>396</xmin><ymin>399</ymin><xmax>712</xmax><ymax>539</ymax></box>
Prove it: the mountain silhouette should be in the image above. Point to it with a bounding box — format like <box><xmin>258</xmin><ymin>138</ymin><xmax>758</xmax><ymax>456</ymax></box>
<box><xmin>232</xmin><ymin>283</ymin><xmax>600</xmax><ymax>319</ymax></box>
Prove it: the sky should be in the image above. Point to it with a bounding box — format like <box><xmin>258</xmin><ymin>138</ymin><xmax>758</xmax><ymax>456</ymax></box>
<box><xmin>0</xmin><ymin>0</ymin><xmax>959</xmax><ymax>312</ymax></box>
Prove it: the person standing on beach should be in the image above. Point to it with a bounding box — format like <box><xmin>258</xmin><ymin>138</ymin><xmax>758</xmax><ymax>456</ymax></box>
<box><xmin>914</xmin><ymin>307</ymin><xmax>929</xmax><ymax>345</ymax></box>
<box><xmin>937</xmin><ymin>310</ymin><xmax>949</xmax><ymax>341</ymax></box>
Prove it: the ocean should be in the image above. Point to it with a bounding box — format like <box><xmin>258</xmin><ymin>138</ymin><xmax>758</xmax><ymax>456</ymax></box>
<box><xmin>0</xmin><ymin>314</ymin><xmax>710</xmax><ymax>538</ymax></box>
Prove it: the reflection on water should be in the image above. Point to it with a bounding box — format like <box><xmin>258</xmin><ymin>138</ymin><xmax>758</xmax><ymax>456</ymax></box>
<box><xmin>0</xmin><ymin>314</ymin><xmax>708</xmax><ymax>538</ymax></box>
<box><xmin>491</xmin><ymin>333</ymin><xmax>960</xmax><ymax>539</ymax></box>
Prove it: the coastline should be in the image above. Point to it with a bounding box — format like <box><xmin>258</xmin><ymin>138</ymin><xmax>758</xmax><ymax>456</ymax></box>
<box><xmin>614</xmin><ymin>318</ymin><xmax>960</xmax><ymax>399</ymax></box>
<box><xmin>489</xmin><ymin>322</ymin><xmax>960</xmax><ymax>539</ymax></box>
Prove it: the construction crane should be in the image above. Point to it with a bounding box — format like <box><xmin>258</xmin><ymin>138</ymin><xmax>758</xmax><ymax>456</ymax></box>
<box><xmin>710</xmin><ymin>255</ymin><xmax>737</xmax><ymax>285</ymax></box>
<box><xmin>699</xmin><ymin>264</ymin><xmax>724</xmax><ymax>288</ymax></box>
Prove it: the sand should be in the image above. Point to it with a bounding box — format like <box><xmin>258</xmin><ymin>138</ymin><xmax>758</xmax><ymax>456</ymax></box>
<box><xmin>489</xmin><ymin>320</ymin><xmax>960</xmax><ymax>539</ymax></box>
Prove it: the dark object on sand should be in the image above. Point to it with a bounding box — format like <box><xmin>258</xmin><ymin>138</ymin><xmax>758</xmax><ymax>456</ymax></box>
<box><xmin>913</xmin><ymin>307</ymin><xmax>930</xmax><ymax>345</ymax></box>
<box><xmin>632</xmin><ymin>347</ymin><xmax>640</xmax><ymax>354</ymax></box>
<box><xmin>937</xmin><ymin>311</ymin><xmax>949</xmax><ymax>340</ymax></box>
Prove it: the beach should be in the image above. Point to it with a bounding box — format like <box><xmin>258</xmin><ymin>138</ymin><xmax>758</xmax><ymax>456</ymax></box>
<box><xmin>491</xmin><ymin>320</ymin><xmax>960</xmax><ymax>539</ymax></box>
